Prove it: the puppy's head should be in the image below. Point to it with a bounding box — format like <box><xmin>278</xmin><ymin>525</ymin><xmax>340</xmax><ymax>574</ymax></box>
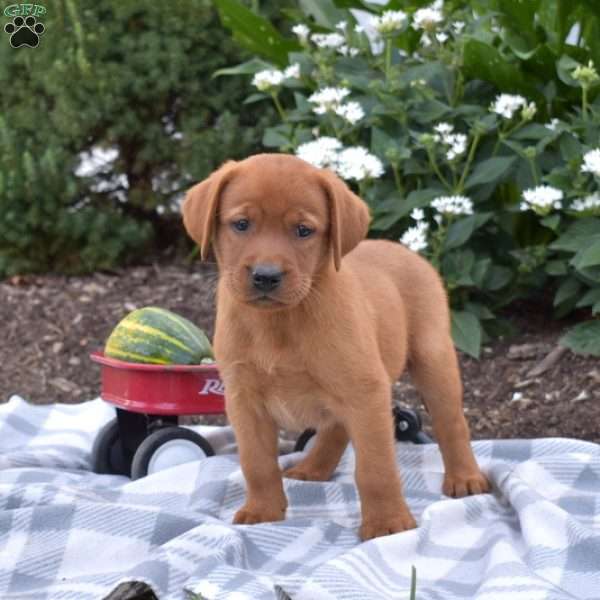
<box><xmin>182</xmin><ymin>153</ymin><xmax>370</xmax><ymax>310</ymax></box>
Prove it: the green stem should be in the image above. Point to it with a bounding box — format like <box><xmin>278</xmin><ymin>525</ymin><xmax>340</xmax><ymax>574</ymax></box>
<box><xmin>391</xmin><ymin>163</ymin><xmax>404</xmax><ymax>195</ymax></box>
<box><xmin>457</xmin><ymin>132</ymin><xmax>481</xmax><ymax>192</ymax></box>
<box><xmin>385</xmin><ymin>38</ymin><xmax>392</xmax><ymax>81</ymax></box>
<box><xmin>271</xmin><ymin>93</ymin><xmax>287</xmax><ymax>121</ymax></box>
<box><xmin>427</xmin><ymin>149</ymin><xmax>452</xmax><ymax>192</ymax></box>
<box><xmin>528</xmin><ymin>158</ymin><xmax>539</xmax><ymax>185</ymax></box>
<box><xmin>582</xmin><ymin>86</ymin><xmax>589</xmax><ymax>120</ymax></box>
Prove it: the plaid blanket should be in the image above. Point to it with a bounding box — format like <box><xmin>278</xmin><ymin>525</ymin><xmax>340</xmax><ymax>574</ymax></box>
<box><xmin>1</xmin><ymin>396</ymin><xmax>599</xmax><ymax>600</ymax></box>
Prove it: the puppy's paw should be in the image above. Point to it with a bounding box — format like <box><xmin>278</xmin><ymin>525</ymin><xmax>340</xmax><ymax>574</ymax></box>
<box><xmin>359</xmin><ymin>510</ymin><xmax>417</xmax><ymax>541</ymax></box>
<box><xmin>283</xmin><ymin>464</ymin><xmax>332</xmax><ymax>482</ymax></box>
<box><xmin>233</xmin><ymin>504</ymin><xmax>286</xmax><ymax>525</ymax></box>
<box><xmin>443</xmin><ymin>469</ymin><xmax>491</xmax><ymax>498</ymax></box>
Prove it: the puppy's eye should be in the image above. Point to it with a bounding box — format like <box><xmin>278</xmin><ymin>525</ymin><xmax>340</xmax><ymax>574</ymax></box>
<box><xmin>232</xmin><ymin>219</ymin><xmax>250</xmax><ymax>232</ymax></box>
<box><xmin>296</xmin><ymin>224</ymin><xmax>314</xmax><ymax>238</ymax></box>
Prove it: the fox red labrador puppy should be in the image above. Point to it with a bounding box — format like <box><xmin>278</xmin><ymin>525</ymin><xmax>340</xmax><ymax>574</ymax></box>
<box><xmin>183</xmin><ymin>153</ymin><xmax>489</xmax><ymax>540</ymax></box>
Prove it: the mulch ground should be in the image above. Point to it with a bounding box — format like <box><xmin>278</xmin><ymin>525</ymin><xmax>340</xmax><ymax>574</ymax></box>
<box><xmin>2</xmin><ymin>261</ymin><xmax>599</xmax><ymax>442</ymax></box>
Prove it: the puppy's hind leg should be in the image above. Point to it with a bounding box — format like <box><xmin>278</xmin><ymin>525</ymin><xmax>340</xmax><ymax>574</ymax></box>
<box><xmin>284</xmin><ymin>422</ymin><xmax>349</xmax><ymax>482</ymax></box>
<box><xmin>408</xmin><ymin>334</ymin><xmax>490</xmax><ymax>497</ymax></box>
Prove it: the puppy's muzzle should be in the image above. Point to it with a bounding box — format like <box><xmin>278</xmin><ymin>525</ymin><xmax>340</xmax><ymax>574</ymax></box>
<box><xmin>251</xmin><ymin>264</ymin><xmax>284</xmax><ymax>292</ymax></box>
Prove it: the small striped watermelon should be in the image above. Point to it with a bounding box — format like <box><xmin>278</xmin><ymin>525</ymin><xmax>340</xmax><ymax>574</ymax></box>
<box><xmin>104</xmin><ymin>306</ymin><xmax>214</xmax><ymax>365</ymax></box>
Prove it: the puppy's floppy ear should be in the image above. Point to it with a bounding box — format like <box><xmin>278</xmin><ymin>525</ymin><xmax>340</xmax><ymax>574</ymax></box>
<box><xmin>182</xmin><ymin>161</ymin><xmax>237</xmax><ymax>261</ymax></box>
<box><xmin>319</xmin><ymin>169</ymin><xmax>371</xmax><ymax>271</ymax></box>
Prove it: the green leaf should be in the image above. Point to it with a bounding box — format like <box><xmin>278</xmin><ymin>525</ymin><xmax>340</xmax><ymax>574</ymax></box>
<box><xmin>243</xmin><ymin>93</ymin><xmax>268</xmax><ymax>104</ymax></box>
<box><xmin>540</xmin><ymin>214</ymin><xmax>561</xmax><ymax>231</ymax></box>
<box><xmin>554</xmin><ymin>277</ymin><xmax>582</xmax><ymax>307</ymax></box>
<box><xmin>560</xmin><ymin>321</ymin><xmax>600</xmax><ymax>356</ymax></box>
<box><xmin>550</xmin><ymin>218</ymin><xmax>600</xmax><ymax>252</ymax></box>
<box><xmin>451</xmin><ymin>310</ymin><xmax>482</xmax><ymax>359</ymax></box>
<box><xmin>545</xmin><ymin>259</ymin><xmax>568</xmax><ymax>276</ymax></box>
<box><xmin>444</xmin><ymin>213</ymin><xmax>493</xmax><ymax>250</ymax></box>
<box><xmin>571</xmin><ymin>241</ymin><xmax>600</xmax><ymax>271</ymax></box>
<box><xmin>463</xmin><ymin>39</ymin><xmax>531</xmax><ymax>95</ymax></box>
<box><xmin>465</xmin><ymin>156</ymin><xmax>517</xmax><ymax>189</ymax></box>
<box><xmin>556</xmin><ymin>54</ymin><xmax>582</xmax><ymax>87</ymax></box>
<box><xmin>212</xmin><ymin>58</ymin><xmax>274</xmax><ymax>78</ymax></box>
<box><xmin>262</xmin><ymin>125</ymin><xmax>292</xmax><ymax>148</ymax></box>
<box><xmin>214</xmin><ymin>0</ymin><xmax>299</xmax><ymax>66</ymax></box>
<box><xmin>370</xmin><ymin>189</ymin><xmax>441</xmax><ymax>231</ymax></box>
<box><xmin>483</xmin><ymin>265</ymin><xmax>513</xmax><ymax>291</ymax></box>
<box><xmin>298</xmin><ymin>0</ymin><xmax>348</xmax><ymax>27</ymax></box>
<box><xmin>576</xmin><ymin>288</ymin><xmax>600</xmax><ymax>308</ymax></box>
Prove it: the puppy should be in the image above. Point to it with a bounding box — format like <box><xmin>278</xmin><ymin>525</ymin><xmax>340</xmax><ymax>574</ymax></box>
<box><xmin>183</xmin><ymin>153</ymin><xmax>489</xmax><ymax>540</ymax></box>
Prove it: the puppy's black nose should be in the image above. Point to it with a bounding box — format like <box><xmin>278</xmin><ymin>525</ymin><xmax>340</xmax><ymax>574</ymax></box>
<box><xmin>251</xmin><ymin>264</ymin><xmax>283</xmax><ymax>292</ymax></box>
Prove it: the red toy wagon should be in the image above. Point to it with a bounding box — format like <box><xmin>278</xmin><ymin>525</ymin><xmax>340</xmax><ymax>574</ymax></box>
<box><xmin>90</xmin><ymin>351</ymin><xmax>431</xmax><ymax>479</ymax></box>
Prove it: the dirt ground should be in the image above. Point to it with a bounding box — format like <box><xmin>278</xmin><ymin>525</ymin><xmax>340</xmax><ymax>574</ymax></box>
<box><xmin>2</xmin><ymin>261</ymin><xmax>599</xmax><ymax>443</ymax></box>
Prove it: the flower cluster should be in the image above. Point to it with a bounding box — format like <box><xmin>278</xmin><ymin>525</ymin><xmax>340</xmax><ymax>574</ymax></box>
<box><xmin>308</xmin><ymin>87</ymin><xmax>365</xmax><ymax>125</ymax></box>
<box><xmin>400</xmin><ymin>209</ymin><xmax>429</xmax><ymax>252</ymax></box>
<box><xmin>520</xmin><ymin>185</ymin><xmax>563</xmax><ymax>215</ymax></box>
<box><xmin>581</xmin><ymin>148</ymin><xmax>600</xmax><ymax>177</ymax></box>
<box><xmin>431</xmin><ymin>195</ymin><xmax>474</xmax><ymax>216</ymax></box>
<box><xmin>413</xmin><ymin>1</ymin><xmax>444</xmax><ymax>31</ymax></box>
<box><xmin>296</xmin><ymin>137</ymin><xmax>384</xmax><ymax>181</ymax></box>
<box><xmin>292</xmin><ymin>24</ymin><xmax>310</xmax><ymax>43</ymax></box>
<box><xmin>251</xmin><ymin>64</ymin><xmax>300</xmax><ymax>92</ymax></box>
<box><xmin>490</xmin><ymin>94</ymin><xmax>532</xmax><ymax>120</ymax></box>
<box><xmin>571</xmin><ymin>193</ymin><xmax>600</xmax><ymax>214</ymax></box>
<box><xmin>370</xmin><ymin>10</ymin><xmax>407</xmax><ymax>34</ymax></box>
<box><xmin>433</xmin><ymin>122</ymin><xmax>468</xmax><ymax>161</ymax></box>
<box><xmin>311</xmin><ymin>32</ymin><xmax>345</xmax><ymax>49</ymax></box>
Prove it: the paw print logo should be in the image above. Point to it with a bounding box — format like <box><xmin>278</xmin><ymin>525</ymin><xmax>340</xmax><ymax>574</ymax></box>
<box><xmin>4</xmin><ymin>16</ymin><xmax>45</xmax><ymax>48</ymax></box>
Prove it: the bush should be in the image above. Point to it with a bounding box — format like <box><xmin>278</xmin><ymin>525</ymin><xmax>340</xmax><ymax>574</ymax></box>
<box><xmin>0</xmin><ymin>0</ymin><xmax>277</xmax><ymax>277</ymax></box>
<box><xmin>216</xmin><ymin>0</ymin><xmax>600</xmax><ymax>357</ymax></box>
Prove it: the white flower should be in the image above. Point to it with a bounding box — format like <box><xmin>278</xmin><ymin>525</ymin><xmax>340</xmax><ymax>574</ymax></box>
<box><xmin>490</xmin><ymin>94</ymin><xmax>527</xmax><ymax>119</ymax></box>
<box><xmin>520</xmin><ymin>186</ymin><xmax>563</xmax><ymax>215</ymax></box>
<box><xmin>570</xmin><ymin>193</ymin><xmax>600</xmax><ymax>214</ymax></box>
<box><xmin>292</xmin><ymin>24</ymin><xmax>310</xmax><ymax>42</ymax></box>
<box><xmin>400</xmin><ymin>221</ymin><xmax>429</xmax><ymax>252</ymax></box>
<box><xmin>436</xmin><ymin>31</ymin><xmax>449</xmax><ymax>43</ymax></box>
<box><xmin>431</xmin><ymin>195</ymin><xmax>473</xmax><ymax>216</ymax></box>
<box><xmin>335</xmin><ymin>20</ymin><xmax>348</xmax><ymax>31</ymax></box>
<box><xmin>296</xmin><ymin>137</ymin><xmax>342</xmax><ymax>170</ymax></box>
<box><xmin>434</xmin><ymin>122</ymin><xmax>454</xmax><ymax>136</ymax></box>
<box><xmin>411</xmin><ymin>208</ymin><xmax>425</xmax><ymax>221</ymax></box>
<box><xmin>336</xmin><ymin>146</ymin><xmax>385</xmax><ymax>181</ymax></box>
<box><xmin>311</xmin><ymin>32</ymin><xmax>346</xmax><ymax>49</ymax></box>
<box><xmin>252</xmin><ymin>69</ymin><xmax>284</xmax><ymax>92</ymax></box>
<box><xmin>452</xmin><ymin>20</ymin><xmax>465</xmax><ymax>34</ymax></box>
<box><xmin>334</xmin><ymin>101</ymin><xmax>365</xmax><ymax>124</ymax></box>
<box><xmin>370</xmin><ymin>10</ymin><xmax>408</xmax><ymax>34</ymax></box>
<box><xmin>581</xmin><ymin>148</ymin><xmax>600</xmax><ymax>176</ymax></box>
<box><xmin>432</xmin><ymin>123</ymin><xmax>467</xmax><ymax>161</ymax></box>
<box><xmin>420</xmin><ymin>33</ymin><xmax>432</xmax><ymax>47</ymax></box>
<box><xmin>546</xmin><ymin>118</ymin><xmax>560</xmax><ymax>131</ymax></box>
<box><xmin>308</xmin><ymin>87</ymin><xmax>351</xmax><ymax>114</ymax></box>
<box><xmin>338</xmin><ymin>45</ymin><xmax>360</xmax><ymax>57</ymax></box>
<box><xmin>284</xmin><ymin>63</ymin><xmax>300</xmax><ymax>79</ymax></box>
<box><xmin>446</xmin><ymin>133</ymin><xmax>467</xmax><ymax>160</ymax></box>
<box><xmin>413</xmin><ymin>5</ymin><xmax>444</xmax><ymax>30</ymax></box>
<box><xmin>354</xmin><ymin>24</ymin><xmax>365</xmax><ymax>34</ymax></box>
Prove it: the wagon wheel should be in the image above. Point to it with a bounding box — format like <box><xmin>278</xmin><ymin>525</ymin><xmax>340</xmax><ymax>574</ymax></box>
<box><xmin>91</xmin><ymin>418</ymin><xmax>131</xmax><ymax>476</ymax></box>
<box><xmin>294</xmin><ymin>428</ymin><xmax>317</xmax><ymax>453</ymax></box>
<box><xmin>130</xmin><ymin>426</ymin><xmax>215</xmax><ymax>480</ymax></box>
<box><xmin>393</xmin><ymin>406</ymin><xmax>433</xmax><ymax>444</ymax></box>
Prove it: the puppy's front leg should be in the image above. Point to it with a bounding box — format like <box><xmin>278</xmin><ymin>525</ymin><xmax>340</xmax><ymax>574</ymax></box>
<box><xmin>227</xmin><ymin>395</ymin><xmax>287</xmax><ymax>525</ymax></box>
<box><xmin>340</xmin><ymin>383</ymin><xmax>417</xmax><ymax>541</ymax></box>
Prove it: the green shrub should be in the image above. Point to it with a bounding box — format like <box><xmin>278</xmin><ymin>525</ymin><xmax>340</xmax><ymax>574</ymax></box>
<box><xmin>0</xmin><ymin>0</ymin><xmax>276</xmax><ymax>276</ymax></box>
<box><xmin>216</xmin><ymin>0</ymin><xmax>600</xmax><ymax>357</ymax></box>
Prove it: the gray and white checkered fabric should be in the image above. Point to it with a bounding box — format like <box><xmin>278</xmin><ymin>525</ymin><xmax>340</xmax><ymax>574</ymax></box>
<box><xmin>1</xmin><ymin>396</ymin><xmax>599</xmax><ymax>600</ymax></box>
